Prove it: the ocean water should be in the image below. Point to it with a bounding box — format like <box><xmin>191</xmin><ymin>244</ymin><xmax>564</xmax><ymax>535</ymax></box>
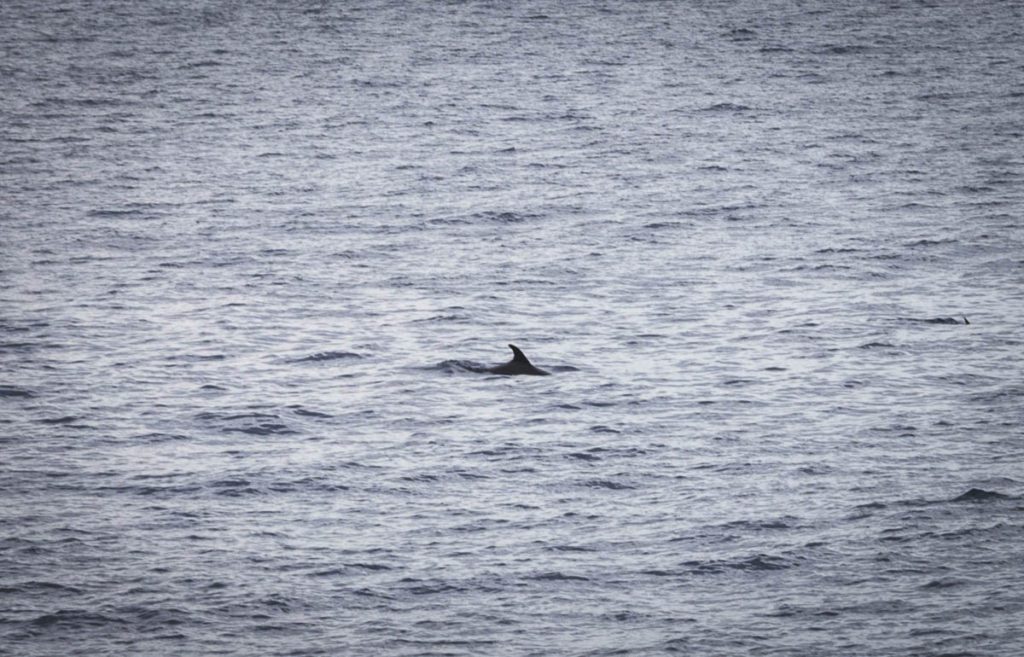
<box><xmin>2</xmin><ymin>1</ymin><xmax>1023</xmax><ymax>655</ymax></box>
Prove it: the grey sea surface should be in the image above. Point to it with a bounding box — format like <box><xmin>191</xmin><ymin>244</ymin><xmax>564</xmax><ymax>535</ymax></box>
<box><xmin>2</xmin><ymin>1</ymin><xmax>1023</xmax><ymax>655</ymax></box>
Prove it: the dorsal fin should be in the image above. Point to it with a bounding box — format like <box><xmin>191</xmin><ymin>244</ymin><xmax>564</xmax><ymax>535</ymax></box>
<box><xmin>508</xmin><ymin>344</ymin><xmax>530</xmax><ymax>364</ymax></box>
<box><xmin>487</xmin><ymin>344</ymin><xmax>550</xmax><ymax>375</ymax></box>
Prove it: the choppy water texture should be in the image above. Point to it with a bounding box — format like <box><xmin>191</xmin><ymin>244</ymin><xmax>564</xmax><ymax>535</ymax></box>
<box><xmin>2</xmin><ymin>1</ymin><xmax>1024</xmax><ymax>655</ymax></box>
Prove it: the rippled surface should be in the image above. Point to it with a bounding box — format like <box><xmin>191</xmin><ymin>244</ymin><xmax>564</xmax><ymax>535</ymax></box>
<box><xmin>3</xmin><ymin>1</ymin><xmax>1024</xmax><ymax>655</ymax></box>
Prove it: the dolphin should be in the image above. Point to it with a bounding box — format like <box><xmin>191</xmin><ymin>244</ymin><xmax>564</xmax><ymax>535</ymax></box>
<box><xmin>488</xmin><ymin>344</ymin><xmax>550</xmax><ymax>376</ymax></box>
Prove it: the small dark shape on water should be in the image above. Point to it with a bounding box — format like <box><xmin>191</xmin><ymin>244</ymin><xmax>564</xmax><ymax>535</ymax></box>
<box><xmin>0</xmin><ymin>385</ymin><xmax>34</xmax><ymax>398</ymax></box>
<box><xmin>530</xmin><ymin>572</ymin><xmax>590</xmax><ymax>582</ymax></box>
<box><xmin>915</xmin><ymin>317</ymin><xmax>969</xmax><ymax>325</ymax></box>
<box><xmin>38</xmin><ymin>416</ymin><xmax>79</xmax><ymax>425</ymax></box>
<box><xmin>295</xmin><ymin>351</ymin><xmax>363</xmax><ymax>362</ymax></box>
<box><xmin>952</xmin><ymin>488</ymin><xmax>1010</xmax><ymax>503</ymax></box>
<box><xmin>290</xmin><ymin>407</ymin><xmax>333</xmax><ymax>418</ymax></box>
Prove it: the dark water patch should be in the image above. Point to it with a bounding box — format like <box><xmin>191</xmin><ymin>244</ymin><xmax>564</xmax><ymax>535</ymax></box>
<box><xmin>528</xmin><ymin>572</ymin><xmax>590</xmax><ymax>582</ymax></box>
<box><xmin>310</xmin><ymin>568</ymin><xmax>347</xmax><ymax>577</ymax></box>
<box><xmin>956</xmin><ymin>184</ymin><xmax>998</xmax><ymax>194</ymax></box>
<box><xmin>223</xmin><ymin>423</ymin><xmax>294</xmax><ymax>436</ymax></box>
<box><xmin>818</xmin><ymin>44</ymin><xmax>871</xmax><ymax>56</ymax></box>
<box><xmin>545</xmin><ymin>544</ymin><xmax>596</xmax><ymax>553</ymax></box>
<box><xmin>815</xmin><ymin>247</ymin><xmax>862</xmax><ymax>254</ymax></box>
<box><xmin>110</xmin><ymin>480</ymin><xmax>218</xmax><ymax>495</ymax></box>
<box><xmin>870</xmin><ymin>424</ymin><xmax>917</xmax><ymax>436</ymax></box>
<box><xmin>209</xmin><ymin>484</ymin><xmax>262</xmax><ymax>499</ymax></box>
<box><xmin>697</xmin><ymin>102</ymin><xmax>752</xmax><ymax>112</ymax></box>
<box><xmin>165</xmin><ymin>353</ymin><xmax>226</xmax><ymax>362</ymax></box>
<box><xmin>455</xmin><ymin>470</ymin><xmax>489</xmax><ymax>480</ymax></box>
<box><xmin>581</xmin><ymin>479</ymin><xmax>635</xmax><ymax>491</ymax></box>
<box><xmin>765</xmin><ymin>603</ymin><xmax>841</xmax><ymax>619</ymax></box>
<box><xmin>293</xmin><ymin>350</ymin><xmax>364</xmax><ymax>363</ymax></box>
<box><xmin>85</xmin><ymin>208</ymin><xmax>142</xmax><ymax>219</ymax></box>
<box><xmin>195</xmin><ymin>412</ymin><xmax>295</xmax><ymax>436</ymax></box>
<box><xmin>786</xmin><ymin>262</ymin><xmax>854</xmax><ymax>272</ymax></box>
<box><xmin>401</xmin><ymin>473</ymin><xmax>440</xmax><ymax>483</ymax></box>
<box><xmin>290</xmin><ymin>407</ymin><xmax>333</xmax><ymax>418</ymax></box>
<box><xmin>847</xmin><ymin>501</ymin><xmax>889</xmax><ymax>520</ymax></box>
<box><xmin>968</xmin><ymin>384</ymin><xmax>1024</xmax><ymax>404</ymax></box>
<box><xmin>133</xmin><ymin>432</ymin><xmax>190</xmax><ymax>442</ymax></box>
<box><xmin>495</xmin><ymin>278</ymin><xmax>560</xmax><ymax>287</ymax></box>
<box><xmin>642</xmin><ymin>221</ymin><xmax>689</xmax><ymax>231</ymax></box>
<box><xmin>474</xmin><ymin>210</ymin><xmax>542</xmax><ymax>224</ymax></box>
<box><xmin>36</xmin><ymin>416</ymin><xmax>80</xmax><ymax>425</ymax></box>
<box><xmin>725</xmin><ymin>27</ymin><xmax>757</xmax><ymax>39</ymax></box>
<box><xmin>499</xmin><ymin>114</ymin><xmax>539</xmax><ymax>123</ymax></box>
<box><xmin>267</xmin><ymin>476</ymin><xmax>350</xmax><ymax>493</ymax></box>
<box><xmin>0</xmin><ymin>341</ymin><xmax>44</xmax><ymax>351</ymax></box>
<box><xmin>639</xmin><ymin>569</ymin><xmax>679</xmax><ymax>577</ymax></box>
<box><xmin>859</xmin><ymin>341</ymin><xmax>896</xmax><ymax>349</ymax></box>
<box><xmin>0</xmin><ymin>385</ymin><xmax>35</xmax><ymax>398</ymax></box>
<box><xmin>0</xmin><ymin>580</ymin><xmax>84</xmax><ymax>595</ymax></box>
<box><xmin>721</xmin><ymin>517</ymin><xmax>796</xmax><ymax>531</ymax></box>
<box><xmin>904</xmin><ymin>317</ymin><xmax>969</xmax><ymax>325</ymax></box>
<box><xmin>30</xmin><ymin>609</ymin><xmax>128</xmax><ymax>629</ymax></box>
<box><xmin>427</xmin><ymin>216</ymin><xmax>472</xmax><ymax>226</ymax></box>
<box><xmin>905</xmin><ymin>238</ymin><xmax>957</xmax><ymax>248</ymax></box>
<box><xmin>347</xmin><ymin>562</ymin><xmax>393</xmax><ymax>571</ymax></box>
<box><xmin>196</xmin><ymin>411</ymin><xmax>280</xmax><ymax>422</ymax></box>
<box><xmin>331</xmin><ymin>249</ymin><xmax>367</xmax><ymax>259</ymax></box>
<box><xmin>951</xmin><ymin>488</ymin><xmax>1011</xmax><ymax>503</ymax></box>
<box><xmin>182</xmin><ymin>59</ymin><xmax>223</xmax><ymax>69</ymax></box>
<box><xmin>210</xmin><ymin>477</ymin><xmax>252</xmax><ymax>489</ymax></box>
<box><xmin>468</xmin><ymin>444</ymin><xmax>539</xmax><ymax>460</ymax></box>
<box><xmin>680</xmin><ymin>559</ymin><xmax>722</xmax><ymax>574</ymax></box>
<box><xmin>350</xmin><ymin>587</ymin><xmax>391</xmax><ymax>599</ymax></box>
<box><xmin>686</xmin><ymin>553</ymin><xmax>794</xmax><ymax>575</ymax></box>
<box><xmin>567</xmin><ymin>451</ymin><xmax>601</xmax><ymax>461</ymax></box>
<box><xmin>921</xmin><ymin>577</ymin><xmax>969</xmax><ymax>590</ymax></box>
<box><xmin>413</xmin><ymin>313</ymin><xmax>471</xmax><ymax>323</ymax></box>
<box><xmin>403</xmin><ymin>581</ymin><xmax>463</xmax><ymax>596</ymax></box>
